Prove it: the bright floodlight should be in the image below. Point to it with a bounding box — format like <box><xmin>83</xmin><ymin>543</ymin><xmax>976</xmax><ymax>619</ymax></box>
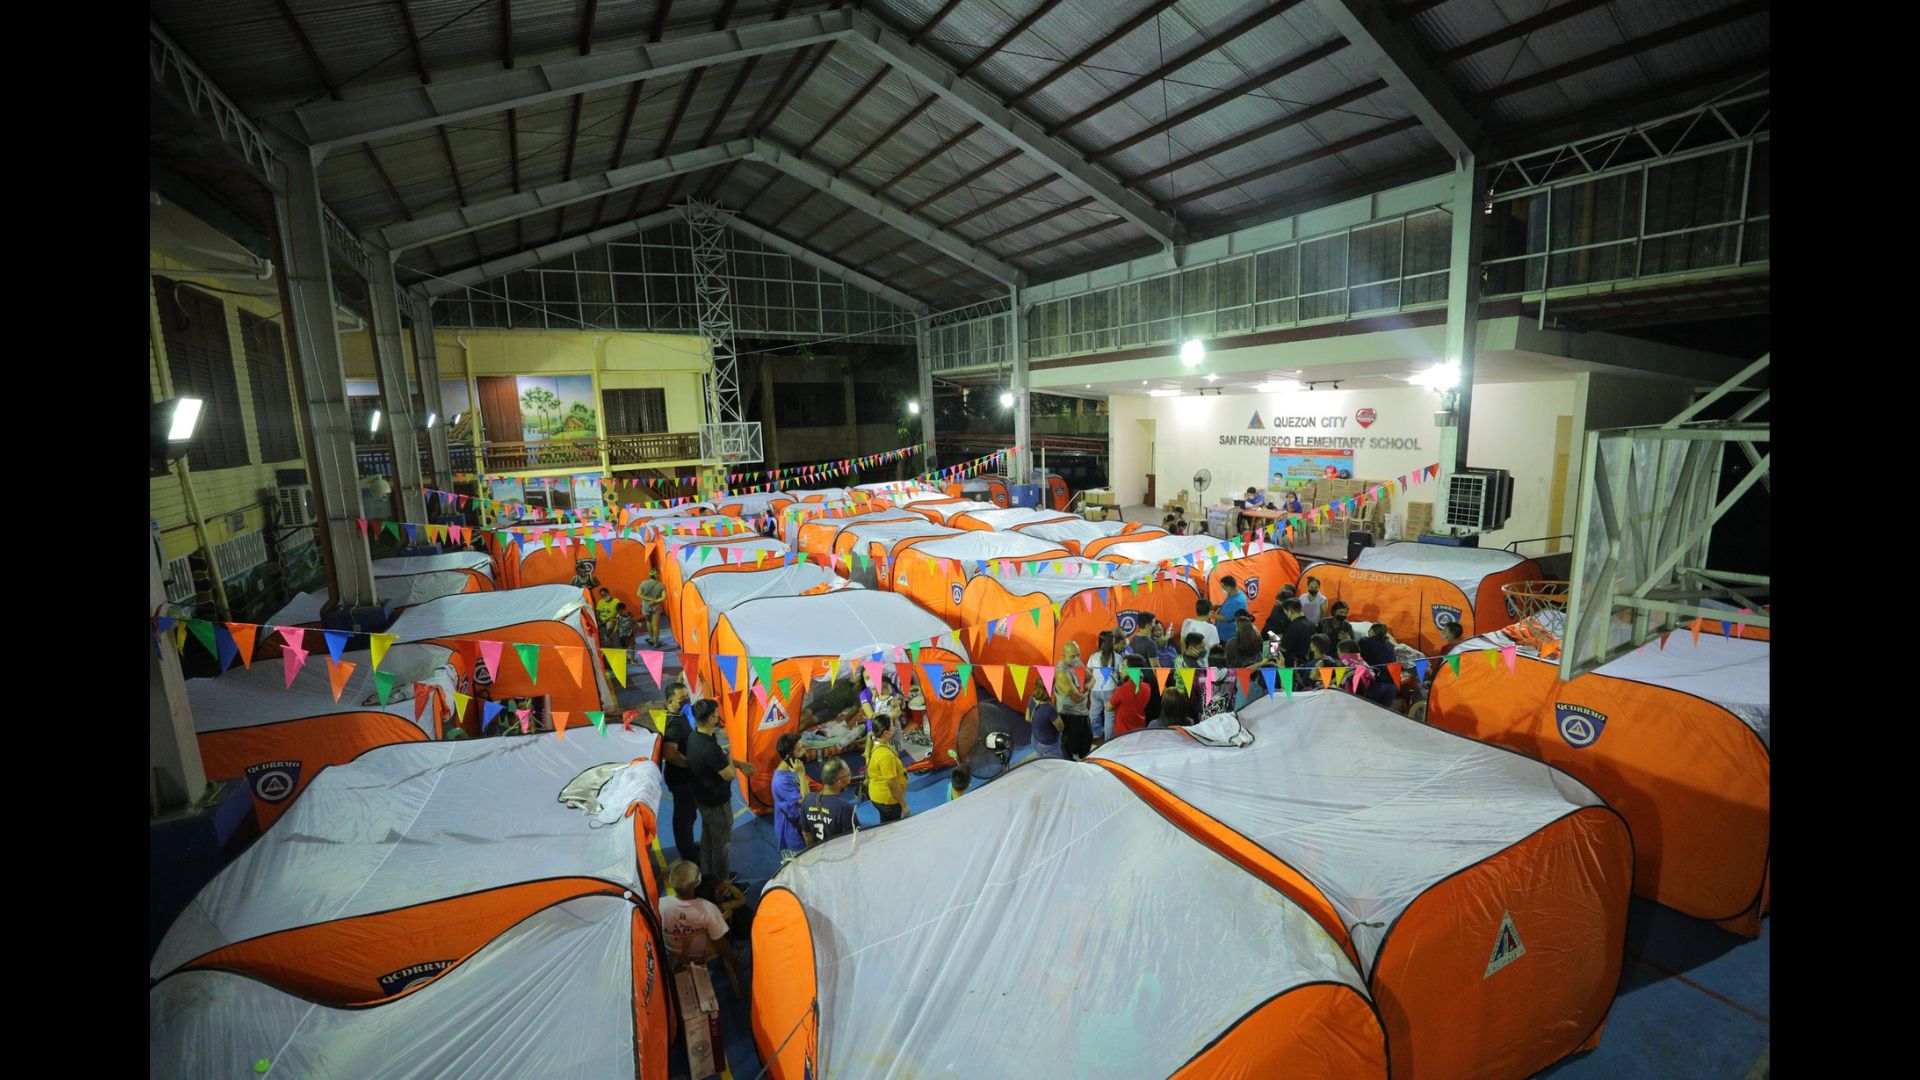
<box><xmin>426</xmin><ymin>412</ymin><xmax>438</xmax><ymax>429</ymax></box>
<box><xmin>1415</xmin><ymin>361</ymin><xmax>1461</xmax><ymax>389</ymax></box>
<box><xmin>907</xmin><ymin>400</ymin><xmax>920</xmax><ymax>414</ymax></box>
<box><xmin>168</xmin><ymin>397</ymin><xmax>204</xmax><ymax>441</ymax></box>
<box><xmin>999</xmin><ymin>390</ymin><xmax>1015</xmax><ymax>408</ymax></box>
<box><xmin>1180</xmin><ymin>339</ymin><xmax>1204</xmax><ymax>367</ymax></box>
<box><xmin>370</xmin><ymin>409</ymin><xmax>383</xmax><ymax>433</ymax></box>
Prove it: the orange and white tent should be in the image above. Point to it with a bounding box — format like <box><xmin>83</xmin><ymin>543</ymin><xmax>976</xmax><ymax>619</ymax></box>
<box><xmin>188</xmin><ymin>643</ymin><xmax>458</xmax><ymax>827</ymax></box>
<box><xmin>752</xmin><ymin>760</ymin><xmax>1387</xmax><ymax>1080</ymax></box>
<box><xmin>1081</xmin><ymin>526</ymin><xmax>1167</xmax><ymax>558</ymax></box>
<box><xmin>940</xmin><ymin>476</ymin><xmax>1011</xmax><ymax>505</ymax></box>
<box><xmin>1093</xmin><ymin>691</ymin><xmax>1632</xmax><ymax>1079</ymax></box>
<box><xmin>150</xmin><ymin>724</ymin><xmax>665</xmax><ymax>984</ymax></box>
<box><xmin>677</xmin><ymin>562</ymin><xmax>853</xmax><ymax>680</ymax></box>
<box><xmin>709</xmin><ymin>491</ymin><xmax>790</xmax><ymax>519</ymax></box>
<box><xmin>1097</xmin><ymin>533</ymin><xmax>1302</xmax><ymax>629</ymax></box>
<box><xmin>889</xmin><ymin>531</ymin><xmax>1071</xmax><ymax>626</ymax></box>
<box><xmin>949</xmin><ymin>505</ymin><xmax>1077</xmax><ymax>533</ymax></box>
<box><xmin>1300</xmin><ymin>542</ymin><xmax>1543</xmax><ymax>653</ymax></box>
<box><xmin>960</xmin><ymin>561</ymin><xmax>1199</xmax><ymax>708</ymax></box>
<box><xmin>794</xmin><ymin>508</ymin><xmax>923</xmax><ymax>560</ymax></box>
<box><xmin>634</xmin><ymin>514</ymin><xmax>758</xmax><ymax>572</ymax></box>
<box><xmin>152</xmin><ymin>888</ymin><xmax>671</xmax><ymax>1080</ymax></box>
<box><xmin>903</xmin><ymin>497</ymin><xmax>999</xmax><ymax>525</ymax></box>
<box><xmin>515</xmin><ymin>532</ymin><xmax>650</xmax><ymax>611</ymax></box>
<box><xmin>386</xmin><ymin>585</ymin><xmax>618</xmax><ymax>721</ymax></box>
<box><xmin>659</xmin><ymin>536</ymin><xmax>791</xmax><ymax>638</ymax></box>
<box><xmin>1429</xmin><ymin>631</ymin><xmax>1770</xmax><ymax>936</ymax></box>
<box><xmin>266</xmin><ymin>552</ymin><xmax>496</xmax><ymax>627</ymax></box>
<box><xmin>1011</xmin><ymin>515</ymin><xmax>1136</xmax><ymax>555</ymax></box>
<box><xmin>709</xmin><ymin>590</ymin><xmax>975</xmax><ymax>813</ymax></box>
<box><xmin>829</xmin><ymin>518</ymin><xmax>962</xmax><ymax>589</ymax></box>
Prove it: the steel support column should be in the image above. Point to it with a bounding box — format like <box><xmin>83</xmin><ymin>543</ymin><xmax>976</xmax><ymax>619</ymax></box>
<box><xmin>1436</xmin><ymin>154</ymin><xmax>1483</xmax><ymax>521</ymax></box>
<box><xmin>369</xmin><ymin>252</ymin><xmax>429</xmax><ymax>524</ymax></box>
<box><xmin>150</xmin><ymin>540</ymin><xmax>206</xmax><ymax>814</ymax></box>
<box><xmin>917</xmin><ymin>319</ymin><xmax>936</xmax><ymax>472</ymax></box>
<box><xmin>410</xmin><ymin>294</ymin><xmax>452</xmax><ymax>491</ymax></box>
<box><xmin>1010</xmin><ymin>286</ymin><xmax>1030</xmax><ymax>484</ymax></box>
<box><xmin>274</xmin><ymin>151</ymin><xmax>379</xmax><ymax>607</ymax></box>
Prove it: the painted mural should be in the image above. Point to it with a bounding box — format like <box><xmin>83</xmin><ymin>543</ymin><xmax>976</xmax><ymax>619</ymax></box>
<box><xmin>516</xmin><ymin>376</ymin><xmax>597</xmax><ymax>441</ymax></box>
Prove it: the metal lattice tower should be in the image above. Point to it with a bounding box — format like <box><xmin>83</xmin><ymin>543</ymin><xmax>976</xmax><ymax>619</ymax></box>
<box><xmin>685</xmin><ymin>199</ymin><xmax>741</xmax><ymax>424</ymax></box>
<box><xmin>682</xmin><ymin>199</ymin><xmax>762</xmax><ymax>465</ymax></box>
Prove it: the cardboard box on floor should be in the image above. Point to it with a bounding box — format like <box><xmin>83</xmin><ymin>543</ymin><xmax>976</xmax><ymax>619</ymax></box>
<box><xmin>675</xmin><ymin>966</ymin><xmax>725</xmax><ymax>1079</ymax></box>
<box><xmin>1405</xmin><ymin>501</ymin><xmax>1433</xmax><ymax>537</ymax></box>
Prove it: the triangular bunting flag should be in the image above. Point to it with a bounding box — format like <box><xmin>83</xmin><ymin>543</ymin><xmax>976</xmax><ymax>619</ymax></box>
<box><xmin>1445</xmin><ymin>654</ymin><xmax>1462</xmax><ymax>676</ymax></box>
<box><xmin>326</xmin><ymin>657</ymin><xmax>356</xmax><ymax>701</ymax></box>
<box><xmin>280</xmin><ymin>643</ymin><xmax>310</xmax><ymax>688</ymax></box>
<box><xmin>481</xmin><ymin>700</ymin><xmax>504</xmax><ymax>731</ymax></box>
<box><xmin>1175</xmin><ymin>667</ymin><xmax>1196</xmax><ymax>694</ymax></box>
<box><xmin>185</xmin><ymin>619</ymin><xmax>218</xmax><ymax>658</ymax></box>
<box><xmin>514</xmin><ymin>643</ymin><xmax>541</xmax><ymax>682</ymax></box>
<box><xmin>370</xmin><ymin>633</ymin><xmax>397</xmax><ymax>671</ymax></box>
<box><xmin>322</xmin><ymin>630</ymin><xmax>350</xmax><ymax>664</ymax></box>
<box><xmin>553</xmin><ymin>711</ymin><xmax>570</xmax><ymax>740</ymax></box>
<box><xmin>603</xmin><ymin>648</ymin><xmax>628</xmax><ymax>686</ymax></box>
<box><xmin>225</xmin><ymin>623</ymin><xmax>257</xmax><ymax>669</ymax></box>
<box><xmin>452</xmin><ymin>690</ymin><xmax>471</xmax><ymax>719</ymax></box>
<box><xmin>587</xmin><ymin>710</ymin><xmax>607</xmax><ymax>736</ymax></box>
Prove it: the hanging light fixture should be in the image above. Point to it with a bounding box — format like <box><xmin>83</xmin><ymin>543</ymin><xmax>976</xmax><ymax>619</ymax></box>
<box><xmin>1180</xmin><ymin>339</ymin><xmax>1205</xmax><ymax>367</ymax></box>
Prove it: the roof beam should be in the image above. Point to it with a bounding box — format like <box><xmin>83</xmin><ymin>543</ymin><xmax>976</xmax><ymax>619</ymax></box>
<box><xmin>380</xmin><ymin>139</ymin><xmax>753</xmax><ymax>251</ymax></box>
<box><xmin>289</xmin><ymin>8</ymin><xmax>857</xmax><ymax>149</ymax></box>
<box><xmin>1431</xmin><ymin>0</ymin><xmax>1610</xmax><ymax>66</ymax></box>
<box><xmin>957</xmin><ymin>0</ymin><xmax>1069</xmax><ymax>78</ymax></box>
<box><xmin>1088</xmin><ymin>38</ymin><xmax>1347</xmax><ymax>162</ymax></box>
<box><xmin>723</xmin><ymin>215</ymin><xmax>929</xmax><ymax>312</ymax></box>
<box><xmin>1311</xmin><ymin>0</ymin><xmax>1480</xmax><ymax>157</ymax></box>
<box><xmin>746</xmin><ymin>139</ymin><xmax>1027</xmax><ymax>285</ymax></box>
<box><xmin>422</xmin><ymin>210</ymin><xmax>684</xmax><ymax>296</ymax></box>
<box><xmin>1160</xmin><ymin>117</ymin><xmax>1422</xmax><ymax>208</ymax></box>
<box><xmin>1127</xmin><ymin>80</ymin><xmax>1386</xmax><ymax>186</ymax></box>
<box><xmin>849</xmin><ymin>11</ymin><xmax>1183</xmax><ymax>247</ymax></box>
<box><xmin>1472</xmin><ymin>1</ymin><xmax>1769</xmax><ymax>106</ymax></box>
<box><xmin>1006</xmin><ymin>0</ymin><xmax>1182</xmax><ymax>109</ymax></box>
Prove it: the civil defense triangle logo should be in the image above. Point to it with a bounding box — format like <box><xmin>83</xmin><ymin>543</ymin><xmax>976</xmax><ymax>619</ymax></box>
<box><xmin>1248</xmin><ymin>411</ymin><xmax>1264</xmax><ymax>429</ymax></box>
<box><xmin>1484</xmin><ymin>912</ymin><xmax>1526</xmax><ymax>978</ymax></box>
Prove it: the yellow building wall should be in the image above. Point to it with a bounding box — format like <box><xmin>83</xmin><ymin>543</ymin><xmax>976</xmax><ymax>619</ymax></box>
<box><xmin>148</xmin><ymin>254</ymin><xmax>308</xmax><ymax>563</ymax></box>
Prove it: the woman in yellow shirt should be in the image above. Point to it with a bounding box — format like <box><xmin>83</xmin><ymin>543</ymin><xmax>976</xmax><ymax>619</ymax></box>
<box><xmin>866</xmin><ymin>712</ymin><xmax>909</xmax><ymax>823</ymax></box>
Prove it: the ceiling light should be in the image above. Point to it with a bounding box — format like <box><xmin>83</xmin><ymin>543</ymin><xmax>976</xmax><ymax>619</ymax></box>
<box><xmin>450</xmin><ymin>412</ymin><xmax>465</xmax><ymax>427</ymax></box>
<box><xmin>999</xmin><ymin>390</ymin><xmax>1015</xmax><ymax>408</ymax></box>
<box><xmin>426</xmin><ymin>412</ymin><xmax>438</xmax><ymax>429</ymax></box>
<box><xmin>907</xmin><ymin>400</ymin><xmax>920</xmax><ymax>414</ymax></box>
<box><xmin>1204</xmin><ymin>373</ymin><xmax>1220</xmax><ymax>381</ymax></box>
<box><xmin>370</xmin><ymin>409</ymin><xmax>383</xmax><ymax>433</ymax></box>
<box><xmin>1180</xmin><ymin>339</ymin><xmax>1204</xmax><ymax>367</ymax></box>
<box><xmin>1148</xmin><ymin>388</ymin><xmax>1183</xmax><ymax>398</ymax></box>
<box><xmin>1410</xmin><ymin>360</ymin><xmax>1461</xmax><ymax>390</ymax></box>
<box><xmin>1253</xmin><ymin>380</ymin><xmax>1301</xmax><ymax>393</ymax></box>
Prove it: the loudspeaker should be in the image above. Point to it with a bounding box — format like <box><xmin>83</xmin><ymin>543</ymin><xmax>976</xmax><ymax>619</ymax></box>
<box><xmin>1347</xmin><ymin>530</ymin><xmax>1374</xmax><ymax>562</ymax></box>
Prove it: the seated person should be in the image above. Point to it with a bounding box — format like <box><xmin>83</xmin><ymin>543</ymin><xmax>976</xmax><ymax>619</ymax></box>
<box><xmin>1282</xmin><ymin>489</ymin><xmax>1304</xmax><ymax>514</ymax></box>
<box><xmin>1235</xmin><ymin>486</ymin><xmax>1267</xmax><ymax>533</ymax></box>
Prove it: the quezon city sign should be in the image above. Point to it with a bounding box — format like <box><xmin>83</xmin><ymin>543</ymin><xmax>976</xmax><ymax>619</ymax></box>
<box><xmin>1224</xmin><ymin>408</ymin><xmax>1424</xmax><ymax>451</ymax></box>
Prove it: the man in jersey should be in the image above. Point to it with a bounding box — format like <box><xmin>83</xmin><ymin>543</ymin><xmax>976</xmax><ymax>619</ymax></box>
<box><xmin>802</xmin><ymin>759</ymin><xmax>858</xmax><ymax>847</ymax></box>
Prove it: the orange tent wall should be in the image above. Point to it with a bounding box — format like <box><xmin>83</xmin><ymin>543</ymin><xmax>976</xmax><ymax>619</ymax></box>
<box><xmin>1044</xmin><ymin>474</ymin><xmax>1070</xmax><ymax>511</ymax></box>
<box><xmin>961</xmin><ymin>576</ymin><xmax>1199</xmax><ymax>708</ymax></box>
<box><xmin>1204</xmin><ymin>547</ymin><xmax>1303</xmax><ymax>629</ymax></box>
<box><xmin>660</xmin><ymin>538</ymin><xmax>766</xmax><ymax>637</ymax></box>
<box><xmin>198</xmin><ymin>713</ymin><xmax>431</xmax><ymax>829</ymax></box>
<box><xmin>520</xmin><ymin>537</ymin><xmax>651</xmax><ymax>613</ymax></box>
<box><xmin>429</xmin><ymin>615</ymin><xmax>615</xmax><ymax>718</ymax></box>
<box><xmin>948</xmin><ymin>512</ymin><xmax>999</xmax><ymax>532</ymax></box>
<box><xmin>709</xmin><ymin>620</ymin><xmax>974</xmax><ymax>813</ymax></box>
<box><xmin>1294</xmin><ymin>564</ymin><xmax>1473</xmax><ymax>655</ymax></box>
<box><xmin>892</xmin><ymin>544</ymin><xmax>1069</xmax><ymax>627</ymax></box>
<box><xmin>1428</xmin><ymin>653</ymin><xmax>1770</xmax><ymax>936</ymax></box>
<box><xmin>831</xmin><ymin>530</ymin><xmax>951</xmax><ymax>589</ymax></box>
<box><xmin>645</xmin><ymin>522</ymin><xmax>755</xmax><ymax>573</ymax></box>
<box><xmin>750</xmin><ymin>887</ymin><xmax>821</xmax><ymax>1080</ymax></box>
<box><xmin>1169</xmin><ymin>984</ymin><xmax>1388</xmax><ymax>1078</ymax></box>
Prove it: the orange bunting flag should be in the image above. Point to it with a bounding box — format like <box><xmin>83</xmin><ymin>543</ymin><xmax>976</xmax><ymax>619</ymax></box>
<box><xmin>1154</xmin><ymin>666</ymin><xmax>1173</xmax><ymax>693</ymax></box>
<box><xmin>557</xmin><ymin>646</ymin><xmax>586</xmax><ymax>689</ymax></box>
<box><xmin>326</xmin><ymin>658</ymin><xmax>356</xmax><ymax>702</ymax></box>
<box><xmin>226</xmin><ymin>623</ymin><xmax>257</xmax><ymax>669</ymax></box>
<box><xmin>553</xmin><ymin>711</ymin><xmax>570</xmax><ymax>741</ymax></box>
<box><xmin>1318</xmin><ymin>667</ymin><xmax>1337</xmax><ymax>689</ymax></box>
<box><xmin>1690</xmin><ymin>620</ymin><xmax>1703</xmax><ymax>644</ymax></box>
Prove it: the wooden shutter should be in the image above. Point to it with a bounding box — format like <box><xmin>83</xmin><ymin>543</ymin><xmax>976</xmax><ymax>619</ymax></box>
<box><xmin>155</xmin><ymin>277</ymin><xmax>250</xmax><ymax>471</ymax></box>
<box><xmin>240</xmin><ymin>311</ymin><xmax>302</xmax><ymax>463</ymax></box>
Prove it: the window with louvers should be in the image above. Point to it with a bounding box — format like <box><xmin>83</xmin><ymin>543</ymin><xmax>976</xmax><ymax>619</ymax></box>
<box><xmin>240</xmin><ymin>311</ymin><xmax>302</xmax><ymax>463</ymax></box>
<box><xmin>155</xmin><ymin>277</ymin><xmax>250</xmax><ymax>471</ymax></box>
<box><xmin>604</xmin><ymin>388</ymin><xmax>669</xmax><ymax>435</ymax></box>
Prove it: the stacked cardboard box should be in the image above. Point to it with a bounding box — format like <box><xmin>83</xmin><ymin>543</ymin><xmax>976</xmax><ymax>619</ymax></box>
<box><xmin>1405</xmin><ymin>500</ymin><xmax>1434</xmax><ymax>538</ymax></box>
<box><xmin>675</xmin><ymin>966</ymin><xmax>725</xmax><ymax>1079</ymax></box>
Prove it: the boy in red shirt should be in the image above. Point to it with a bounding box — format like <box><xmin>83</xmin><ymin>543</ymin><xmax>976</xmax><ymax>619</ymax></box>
<box><xmin>1108</xmin><ymin>653</ymin><xmax>1152</xmax><ymax>738</ymax></box>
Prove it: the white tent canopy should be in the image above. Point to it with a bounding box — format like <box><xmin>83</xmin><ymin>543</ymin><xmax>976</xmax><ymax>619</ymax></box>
<box><xmin>1588</xmin><ymin>634</ymin><xmax>1770</xmax><ymax>745</ymax></box>
<box><xmin>768</xmin><ymin>760</ymin><xmax>1370</xmax><ymax>1076</ymax></box>
<box><xmin>188</xmin><ymin>643</ymin><xmax>457</xmax><ymax>735</ymax></box>
<box><xmin>963</xmin><ymin>507</ymin><xmax>1076</xmax><ymax>530</ymax></box>
<box><xmin>689</xmin><ymin>564</ymin><xmax>854</xmax><ymax>634</ymax></box>
<box><xmin>674</xmin><ymin>537</ymin><xmax>789</xmax><ymax>565</ymax></box>
<box><xmin>151</xmin><ymin>894</ymin><xmax>647</xmax><ymax>1079</ymax></box>
<box><xmin>1015</xmin><ymin>517</ymin><xmax>1130</xmax><ymax>548</ymax></box>
<box><xmin>1096</xmin><ymin>533</ymin><xmax>1225</xmax><ymax>563</ymax></box>
<box><xmin>981</xmin><ymin>559</ymin><xmax>1159</xmax><ymax>601</ymax></box>
<box><xmin>718</xmin><ymin>492</ymin><xmax>789</xmax><ymax>516</ymax></box>
<box><xmin>898</xmin><ymin>531</ymin><xmax>1066</xmax><ymax>565</ymax></box>
<box><xmin>372</xmin><ymin>551</ymin><xmax>494</xmax><ymax>578</ymax></box>
<box><xmin>150</xmin><ymin>728</ymin><xmax>662</xmax><ymax>980</ymax></box>
<box><xmin>1350</xmin><ymin>542</ymin><xmax>1529</xmax><ymax>598</ymax></box>
<box><xmin>915</xmin><ymin>498</ymin><xmax>998</xmax><ymax>524</ymax></box>
<box><xmin>721</xmin><ymin>591</ymin><xmax>964</xmax><ymax>663</ymax></box>
<box><xmin>1092</xmin><ymin>691</ymin><xmax>1608</xmax><ymax>973</ymax></box>
<box><xmin>385</xmin><ymin>585</ymin><xmax>616</xmax><ymax>707</ymax></box>
<box><xmin>265</xmin><ymin>553</ymin><xmax>496</xmax><ymax>625</ymax></box>
<box><xmin>837</xmin><ymin>519</ymin><xmax>959</xmax><ymax>550</ymax></box>
<box><xmin>806</xmin><ymin>509</ymin><xmax>924</xmax><ymax>548</ymax></box>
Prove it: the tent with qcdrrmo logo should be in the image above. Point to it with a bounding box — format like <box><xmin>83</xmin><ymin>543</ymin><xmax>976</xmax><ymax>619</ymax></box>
<box><xmin>1095</xmin><ymin>532</ymin><xmax>1303</xmax><ymax>630</ymax></box>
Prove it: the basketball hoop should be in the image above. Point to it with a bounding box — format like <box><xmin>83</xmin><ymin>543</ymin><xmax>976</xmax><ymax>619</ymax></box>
<box><xmin>1499</xmin><ymin>581</ymin><xmax>1570</xmax><ymax>656</ymax></box>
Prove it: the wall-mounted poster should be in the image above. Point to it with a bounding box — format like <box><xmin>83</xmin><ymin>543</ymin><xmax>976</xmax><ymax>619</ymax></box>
<box><xmin>1269</xmin><ymin>447</ymin><xmax>1356</xmax><ymax>486</ymax></box>
<box><xmin>515</xmin><ymin>375</ymin><xmax>597</xmax><ymax>441</ymax></box>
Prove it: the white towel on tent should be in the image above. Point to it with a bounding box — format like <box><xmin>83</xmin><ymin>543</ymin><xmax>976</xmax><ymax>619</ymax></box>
<box><xmin>1183</xmin><ymin>713</ymin><xmax>1252</xmax><ymax>747</ymax></box>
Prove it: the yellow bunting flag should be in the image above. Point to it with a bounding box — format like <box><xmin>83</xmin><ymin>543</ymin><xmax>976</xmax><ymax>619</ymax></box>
<box><xmin>1009</xmin><ymin>664</ymin><xmax>1030</xmax><ymax>698</ymax></box>
<box><xmin>1175</xmin><ymin>667</ymin><xmax>1196</xmax><ymax>694</ymax></box>
<box><xmin>453</xmin><ymin>691</ymin><xmax>472</xmax><ymax>719</ymax></box>
<box><xmin>650</xmin><ymin>710</ymin><xmax>667</xmax><ymax>733</ymax></box>
<box><xmin>603</xmin><ymin>648</ymin><xmax>628</xmax><ymax>686</ymax></box>
<box><xmin>370</xmin><ymin>633</ymin><xmax>397</xmax><ymax>671</ymax></box>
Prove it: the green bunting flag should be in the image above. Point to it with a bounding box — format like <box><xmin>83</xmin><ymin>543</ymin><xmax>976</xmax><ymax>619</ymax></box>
<box><xmin>372</xmin><ymin>670</ymin><xmax>397</xmax><ymax>705</ymax></box>
<box><xmin>750</xmin><ymin>655</ymin><xmax>775</xmax><ymax>689</ymax></box>
<box><xmin>1278</xmin><ymin>667</ymin><xmax>1293</xmax><ymax>699</ymax></box>
<box><xmin>514</xmin><ymin>643</ymin><xmax>540</xmax><ymax>682</ymax></box>
<box><xmin>1446</xmin><ymin>653</ymin><xmax>1462</xmax><ymax>676</ymax></box>
<box><xmin>587</xmin><ymin>711</ymin><xmax>607</xmax><ymax>736</ymax></box>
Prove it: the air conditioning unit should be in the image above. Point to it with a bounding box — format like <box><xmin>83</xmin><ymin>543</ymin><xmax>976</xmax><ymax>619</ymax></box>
<box><xmin>1441</xmin><ymin>468</ymin><xmax>1513</xmax><ymax>532</ymax></box>
<box><xmin>278</xmin><ymin>484</ymin><xmax>317</xmax><ymax>528</ymax></box>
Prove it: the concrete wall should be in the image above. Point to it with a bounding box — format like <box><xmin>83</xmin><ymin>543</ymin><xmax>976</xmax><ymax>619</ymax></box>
<box><xmin>1108</xmin><ymin>380</ymin><xmax>1577</xmax><ymax>549</ymax></box>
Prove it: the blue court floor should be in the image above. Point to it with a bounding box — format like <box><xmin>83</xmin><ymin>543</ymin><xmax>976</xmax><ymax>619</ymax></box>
<box><xmin>623</xmin><ymin>642</ymin><xmax>1768</xmax><ymax>1080</ymax></box>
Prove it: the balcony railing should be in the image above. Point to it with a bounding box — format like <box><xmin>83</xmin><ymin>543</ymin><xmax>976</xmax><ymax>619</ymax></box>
<box><xmin>607</xmin><ymin>431</ymin><xmax>703</xmax><ymax>465</ymax></box>
<box><xmin>356</xmin><ymin>443</ymin><xmax>477</xmax><ymax>477</ymax></box>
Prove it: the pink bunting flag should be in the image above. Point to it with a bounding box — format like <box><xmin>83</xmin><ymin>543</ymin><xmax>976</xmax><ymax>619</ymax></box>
<box><xmin>639</xmin><ymin>649</ymin><xmax>666</xmax><ymax>691</ymax></box>
<box><xmin>1035</xmin><ymin>664</ymin><xmax>1056</xmax><ymax>695</ymax></box>
<box><xmin>281</xmin><ymin>644</ymin><xmax>310</xmax><ymax>688</ymax></box>
<box><xmin>517</xmin><ymin>708</ymin><xmax>531</xmax><ymax>734</ymax></box>
<box><xmin>477</xmin><ymin>639</ymin><xmax>505</xmax><ymax>680</ymax></box>
<box><xmin>864</xmin><ymin>660</ymin><xmax>886</xmax><ymax>690</ymax></box>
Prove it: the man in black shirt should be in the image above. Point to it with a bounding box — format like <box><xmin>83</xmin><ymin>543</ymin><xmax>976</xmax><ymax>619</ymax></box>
<box><xmin>1277</xmin><ymin>599</ymin><xmax>1317</xmax><ymax>670</ymax></box>
<box><xmin>686</xmin><ymin>700</ymin><xmax>755</xmax><ymax>887</ymax></box>
<box><xmin>1358</xmin><ymin>622</ymin><xmax>1402</xmax><ymax>708</ymax></box>
<box><xmin>656</xmin><ymin>686</ymin><xmax>698</xmax><ymax>864</ymax></box>
<box><xmin>1318</xmin><ymin>600</ymin><xmax>1352</xmax><ymax>640</ymax></box>
<box><xmin>802</xmin><ymin>759</ymin><xmax>858</xmax><ymax>848</ymax></box>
